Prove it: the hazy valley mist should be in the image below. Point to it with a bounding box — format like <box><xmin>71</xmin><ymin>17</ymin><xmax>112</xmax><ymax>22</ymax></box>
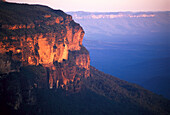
<box><xmin>69</xmin><ymin>11</ymin><xmax>170</xmax><ymax>99</ymax></box>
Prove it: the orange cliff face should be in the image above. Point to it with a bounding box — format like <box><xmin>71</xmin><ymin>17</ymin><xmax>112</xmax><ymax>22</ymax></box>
<box><xmin>0</xmin><ymin>13</ymin><xmax>90</xmax><ymax>90</ymax></box>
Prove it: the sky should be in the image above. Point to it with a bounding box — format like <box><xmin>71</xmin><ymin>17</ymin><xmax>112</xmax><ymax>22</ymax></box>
<box><xmin>6</xmin><ymin>0</ymin><xmax>170</xmax><ymax>12</ymax></box>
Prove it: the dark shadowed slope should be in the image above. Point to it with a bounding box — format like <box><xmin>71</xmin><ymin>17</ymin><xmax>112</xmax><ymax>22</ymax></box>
<box><xmin>1</xmin><ymin>66</ymin><xmax>170</xmax><ymax>115</ymax></box>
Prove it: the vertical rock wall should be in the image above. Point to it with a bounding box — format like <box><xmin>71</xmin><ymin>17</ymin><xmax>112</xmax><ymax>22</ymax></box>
<box><xmin>0</xmin><ymin>11</ymin><xmax>90</xmax><ymax>89</ymax></box>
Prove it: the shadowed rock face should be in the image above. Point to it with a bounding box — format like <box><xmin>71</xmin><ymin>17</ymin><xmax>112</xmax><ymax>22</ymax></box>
<box><xmin>0</xmin><ymin>2</ymin><xmax>90</xmax><ymax>89</ymax></box>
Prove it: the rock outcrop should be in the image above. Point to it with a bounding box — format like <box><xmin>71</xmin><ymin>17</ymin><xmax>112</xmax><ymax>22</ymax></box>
<box><xmin>0</xmin><ymin>2</ymin><xmax>90</xmax><ymax>110</ymax></box>
<box><xmin>0</xmin><ymin>2</ymin><xmax>90</xmax><ymax>89</ymax></box>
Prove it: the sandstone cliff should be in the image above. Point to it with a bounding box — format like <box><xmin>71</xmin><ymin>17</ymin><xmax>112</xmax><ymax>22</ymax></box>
<box><xmin>0</xmin><ymin>2</ymin><xmax>90</xmax><ymax>89</ymax></box>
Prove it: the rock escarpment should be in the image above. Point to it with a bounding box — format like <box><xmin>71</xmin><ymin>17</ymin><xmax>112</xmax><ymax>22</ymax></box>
<box><xmin>0</xmin><ymin>2</ymin><xmax>90</xmax><ymax>89</ymax></box>
<box><xmin>0</xmin><ymin>2</ymin><xmax>90</xmax><ymax>111</ymax></box>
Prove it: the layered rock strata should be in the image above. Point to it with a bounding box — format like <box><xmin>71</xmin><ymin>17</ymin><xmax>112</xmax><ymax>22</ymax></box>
<box><xmin>0</xmin><ymin>3</ymin><xmax>90</xmax><ymax>89</ymax></box>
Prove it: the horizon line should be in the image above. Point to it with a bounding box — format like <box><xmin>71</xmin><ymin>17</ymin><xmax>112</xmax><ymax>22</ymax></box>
<box><xmin>66</xmin><ymin>10</ymin><xmax>170</xmax><ymax>13</ymax></box>
<box><xmin>3</xmin><ymin>1</ymin><xmax>170</xmax><ymax>13</ymax></box>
